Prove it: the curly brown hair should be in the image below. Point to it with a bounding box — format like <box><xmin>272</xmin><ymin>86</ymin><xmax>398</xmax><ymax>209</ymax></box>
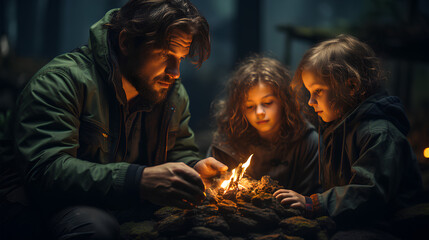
<box><xmin>213</xmin><ymin>55</ymin><xmax>307</xmax><ymax>150</ymax></box>
<box><xmin>292</xmin><ymin>34</ymin><xmax>385</xmax><ymax>118</ymax></box>
<box><xmin>105</xmin><ymin>0</ymin><xmax>210</xmax><ymax>67</ymax></box>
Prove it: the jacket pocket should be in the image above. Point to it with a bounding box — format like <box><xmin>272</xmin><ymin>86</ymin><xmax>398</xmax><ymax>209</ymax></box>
<box><xmin>78</xmin><ymin>120</ymin><xmax>111</xmax><ymax>162</ymax></box>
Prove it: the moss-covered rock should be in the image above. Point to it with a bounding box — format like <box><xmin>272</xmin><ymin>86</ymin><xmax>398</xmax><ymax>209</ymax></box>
<box><xmin>156</xmin><ymin>212</ymin><xmax>189</xmax><ymax>235</ymax></box>
<box><xmin>180</xmin><ymin>226</ymin><xmax>229</xmax><ymax>240</ymax></box>
<box><xmin>120</xmin><ymin>221</ymin><xmax>158</xmax><ymax>240</ymax></box>
<box><xmin>120</xmin><ymin>176</ymin><xmax>335</xmax><ymax>239</ymax></box>
<box><xmin>153</xmin><ymin>207</ymin><xmax>183</xmax><ymax>221</ymax></box>
<box><xmin>279</xmin><ymin>216</ymin><xmax>321</xmax><ymax>239</ymax></box>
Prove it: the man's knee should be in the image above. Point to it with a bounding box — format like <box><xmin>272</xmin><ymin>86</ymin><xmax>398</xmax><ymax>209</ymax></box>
<box><xmin>48</xmin><ymin>206</ymin><xmax>120</xmax><ymax>240</ymax></box>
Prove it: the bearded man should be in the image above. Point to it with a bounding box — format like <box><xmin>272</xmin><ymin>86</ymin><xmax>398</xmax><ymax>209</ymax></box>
<box><xmin>1</xmin><ymin>0</ymin><xmax>227</xmax><ymax>239</ymax></box>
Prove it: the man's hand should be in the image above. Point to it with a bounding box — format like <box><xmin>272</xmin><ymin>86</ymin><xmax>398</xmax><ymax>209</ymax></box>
<box><xmin>194</xmin><ymin>157</ymin><xmax>228</xmax><ymax>178</ymax></box>
<box><xmin>194</xmin><ymin>157</ymin><xmax>228</xmax><ymax>188</ymax></box>
<box><xmin>273</xmin><ymin>189</ymin><xmax>306</xmax><ymax>209</ymax></box>
<box><xmin>139</xmin><ymin>162</ymin><xmax>205</xmax><ymax>209</ymax></box>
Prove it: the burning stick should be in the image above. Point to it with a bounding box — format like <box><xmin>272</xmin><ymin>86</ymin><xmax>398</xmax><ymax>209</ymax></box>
<box><xmin>220</xmin><ymin>154</ymin><xmax>253</xmax><ymax>193</ymax></box>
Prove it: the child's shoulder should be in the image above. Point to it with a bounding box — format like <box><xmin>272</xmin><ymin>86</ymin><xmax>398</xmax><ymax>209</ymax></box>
<box><xmin>349</xmin><ymin>91</ymin><xmax>410</xmax><ymax>142</ymax></box>
<box><xmin>354</xmin><ymin>118</ymin><xmax>408</xmax><ymax>144</ymax></box>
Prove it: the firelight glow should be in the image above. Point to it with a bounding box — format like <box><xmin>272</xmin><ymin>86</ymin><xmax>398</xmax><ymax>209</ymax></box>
<box><xmin>220</xmin><ymin>169</ymin><xmax>235</xmax><ymax>189</ymax></box>
<box><xmin>220</xmin><ymin>154</ymin><xmax>254</xmax><ymax>193</ymax></box>
<box><xmin>239</xmin><ymin>154</ymin><xmax>253</xmax><ymax>180</ymax></box>
<box><xmin>424</xmin><ymin>147</ymin><xmax>429</xmax><ymax>159</ymax></box>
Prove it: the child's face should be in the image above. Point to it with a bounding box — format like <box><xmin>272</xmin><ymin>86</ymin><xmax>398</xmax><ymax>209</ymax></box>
<box><xmin>244</xmin><ymin>82</ymin><xmax>282</xmax><ymax>141</ymax></box>
<box><xmin>302</xmin><ymin>70</ymin><xmax>339</xmax><ymax>122</ymax></box>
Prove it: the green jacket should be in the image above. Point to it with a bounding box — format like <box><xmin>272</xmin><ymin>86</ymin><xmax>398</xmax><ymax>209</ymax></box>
<box><xmin>11</xmin><ymin>9</ymin><xmax>200</xmax><ymax>211</ymax></box>
<box><xmin>310</xmin><ymin>92</ymin><xmax>423</xmax><ymax>227</ymax></box>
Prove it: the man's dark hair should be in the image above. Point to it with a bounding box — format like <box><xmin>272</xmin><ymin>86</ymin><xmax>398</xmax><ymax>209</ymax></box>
<box><xmin>106</xmin><ymin>0</ymin><xmax>210</xmax><ymax>67</ymax></box>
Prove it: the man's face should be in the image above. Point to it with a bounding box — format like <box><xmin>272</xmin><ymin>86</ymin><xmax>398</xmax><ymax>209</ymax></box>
<box><xmin>302</xmin><ymin>70</ymin><xmax>339</xmax><ymax>122</ymax></box>
<box><xmin>121</xmin><ymin>30</ymin><xmax>192</xmax><ymax>104</ymax></box>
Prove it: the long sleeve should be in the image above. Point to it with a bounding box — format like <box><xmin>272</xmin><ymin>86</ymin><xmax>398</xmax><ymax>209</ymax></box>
<box><xmin>14</xmin><ymin>68</ymin><xmax>137</xmax><ymax>210</ymax></box>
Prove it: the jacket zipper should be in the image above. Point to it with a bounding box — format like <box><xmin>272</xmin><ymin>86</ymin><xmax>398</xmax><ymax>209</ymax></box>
<box><xmin>155</xmin><ymin>103</ymin><xmax>175</xmax><ymax>164</ymax></box>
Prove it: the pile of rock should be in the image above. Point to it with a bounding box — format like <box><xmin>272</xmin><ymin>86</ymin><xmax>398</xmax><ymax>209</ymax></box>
<box><xmin>120</xmin><ymin>176</ymin><xmax>335</xmax><ymax>240</ymax></box>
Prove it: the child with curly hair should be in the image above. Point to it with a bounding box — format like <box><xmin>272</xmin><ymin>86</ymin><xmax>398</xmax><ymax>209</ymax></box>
<box><xmin>208</xmin><ymin>55</ymin><xmax>320</xmax><ymax>196</ymax></box>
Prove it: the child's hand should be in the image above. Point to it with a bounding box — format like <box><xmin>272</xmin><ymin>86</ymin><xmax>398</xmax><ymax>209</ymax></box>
<box><xmin>273</xmin><ymin>189</ymin><xmax>306</xmax><ymax>209</ymax></box>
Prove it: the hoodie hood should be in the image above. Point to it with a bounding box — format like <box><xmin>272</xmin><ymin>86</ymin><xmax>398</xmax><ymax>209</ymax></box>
<box><xmin>324</xmin><ymin>91</ymin><xmax>410</xmax><ymax>139</ymax></box>
<box><xmin>343</xmin><ymin>91</ymin><xmax>410</xmax><ymax>136</ymax></box>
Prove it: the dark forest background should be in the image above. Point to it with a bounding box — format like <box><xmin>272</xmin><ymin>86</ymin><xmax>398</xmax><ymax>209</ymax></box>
<box><xmin>1</xmin><ymin>0</ymin><xmax>428</xmax><ymax>188</ymax></box>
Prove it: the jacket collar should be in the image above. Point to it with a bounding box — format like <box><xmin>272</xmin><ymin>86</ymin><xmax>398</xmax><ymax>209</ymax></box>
<box><xmin>87</xmin><ymin>9</ymin><xmax>127</xmax><ymax>105</ymax></box>
<box><xmin>88</xmin><ymin>9</ymin><xmax>118</xmax><ymax>75</ymax></box>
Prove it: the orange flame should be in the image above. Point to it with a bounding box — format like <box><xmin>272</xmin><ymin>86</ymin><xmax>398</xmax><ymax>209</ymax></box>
<box><xmin>220</xmin><ymin>154</ymin><xmax>253</xmax><ymax>193</ymax></box>
<box><xmin>239</xmin><ymin>154</ymin><xmax>252</xmax><ymax>179</ymax></box>
<box><xmin>220</xmin><ymin>168</ymin><xmax>235</xmax><ymax>189</ymax></box>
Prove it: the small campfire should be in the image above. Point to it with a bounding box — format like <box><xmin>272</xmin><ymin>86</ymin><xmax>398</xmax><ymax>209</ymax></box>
<box><xmin>219</xmin><ymin>154</ymin><xmax>253</xmax><ymax>194</ymax></box>
<box><xmin>120</xmin><ymin>155</ymin><xmax>336</xmax><ymax>239</ymax></box>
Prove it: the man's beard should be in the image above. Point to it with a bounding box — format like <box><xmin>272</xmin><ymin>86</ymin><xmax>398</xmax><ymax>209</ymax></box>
<box><xmin>126</xmin><ymin>73</ymin><xmax>171</xmax><ymax>105</ymax></box>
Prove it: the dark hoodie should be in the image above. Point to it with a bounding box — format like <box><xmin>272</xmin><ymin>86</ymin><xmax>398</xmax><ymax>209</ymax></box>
<box><xmin>308</xmin><ymin>91</ymin><xmax>423</xmax><ymax>228</ymax></box>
